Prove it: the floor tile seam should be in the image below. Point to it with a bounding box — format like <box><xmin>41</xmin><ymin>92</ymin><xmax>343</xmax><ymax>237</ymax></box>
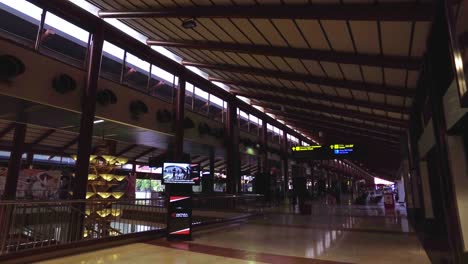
<box><xmin>248</xmin><ymin>222</ymin><xmax>417</xmax><ymax>236</ymax></box>
<box><xmin>146</xmin><ymin>239</ymin><xmax>354</xmax><ymax>264</ymax></box>
<box><xmin>267</xmin><ymin>212</ymin><xmax>408</xmax><ymax>219</ymax></box>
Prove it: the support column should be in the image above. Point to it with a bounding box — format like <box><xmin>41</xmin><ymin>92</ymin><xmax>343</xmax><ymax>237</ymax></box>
<box><xmin>203</xmin><ymin>147</ymin><xmax>215</xmax><ymax>193</ymax></box>
<box><xmin>260</xmin><ymin>119</ymin><xmax>268</xmax><ymax>175</ymax></box>
<box><xmin>225</xmin><ymin>100</ymin><xmax>239</xmax><ymax>194</ymax></box>
<box><xmin>70</xmin><ymin>24</ymin><xmax>104</xmax><ymax>241</ymax></box>
<box><xmin>209</xmin><ymin>148</ymin><xmax>215</xmax><ymax>193</ymax></box>
<box><xmin>2</xmin><ymin>123</ymin><xmax>26</xmax><ymax>200</ymax></box>
<box><xmin>72</xmin><ymin>24</ymin><xmax>104</xmax><ymax>200</ymax></box>
<box><xmin>173</xmin><ymin>76</ymin><xmax>186</xmax><ymax>161</ymax></box>
<box><xmin>259</xmin><ymin>119</ymin><xmax>269</xmax><ymax>198</ymax></box>
<box><xmin>25</xmin><ymin>152</ymin><xmax>33</xmax><ymax>169</ymax></box>
<box><xmin>282</xmin><ymin>131</ymin><xmax>288</xmax><ymax>199</ymax></box>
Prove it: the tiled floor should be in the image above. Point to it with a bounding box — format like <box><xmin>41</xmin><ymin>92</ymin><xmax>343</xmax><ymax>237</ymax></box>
<box><xmin>38</xmin><ymin>202</ymin><xmax>430</xmax><ymax>264</ymax></box>
<box><xmin>37</xmin><ymin>243</ymin><xmax>262</xmax><ymax>264</ymax></box>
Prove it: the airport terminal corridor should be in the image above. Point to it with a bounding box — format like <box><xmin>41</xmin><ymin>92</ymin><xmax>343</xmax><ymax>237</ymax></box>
<box><xmin>0</xmin><ymin>0</ymin><xmax>467</xmax><ymax>263</ymax></box>
<box><xmin>39</xmin><ymin>200</ymin><xmax>430</xmax><ymax>264</ymax></box>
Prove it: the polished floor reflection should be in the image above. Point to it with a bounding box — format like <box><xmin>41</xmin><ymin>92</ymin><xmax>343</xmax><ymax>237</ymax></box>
<box><xmin>39</xmin><ymin>202</ymin><xmax>430</xmax><ymax>264</ymax></box>
<box><xmin>37</xmin><ymin>243</ymin><xmax>261</xmax><ymax>264</ymax></box>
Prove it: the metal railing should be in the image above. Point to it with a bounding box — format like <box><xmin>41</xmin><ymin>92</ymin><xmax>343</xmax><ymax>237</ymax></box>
<box><xmin>0</xmin><ymin>198</ymin><xmax>166</xmax><ymax>256</ymax></box>
<box><xmin>0</xmin><ymin>194</ymin><xmax>263</xmax><ymax>257</ymax></box>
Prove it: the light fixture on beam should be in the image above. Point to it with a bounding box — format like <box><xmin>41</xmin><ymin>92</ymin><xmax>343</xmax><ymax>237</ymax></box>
<box><xmin>182</xmin><ymin>18</ymin><xmax>197</xmax><ymax>29</ymax></box>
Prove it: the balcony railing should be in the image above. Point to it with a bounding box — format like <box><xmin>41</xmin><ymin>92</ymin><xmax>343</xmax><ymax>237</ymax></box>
<box><xmin>0</xmin><ymin>198</ymin><xmax>166</xmax><ymax>256</ymax></box>
<box><xmin>0</xmin><ymin>194</ymin><xmax>263</xmax><ymax>258</ymax></box>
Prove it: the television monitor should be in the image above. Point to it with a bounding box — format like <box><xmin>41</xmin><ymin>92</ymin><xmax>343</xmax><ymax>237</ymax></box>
<box><xmin>163</xmin><ymin>163</ymin><xmax>200</xmax><ymax>184</ymax></box>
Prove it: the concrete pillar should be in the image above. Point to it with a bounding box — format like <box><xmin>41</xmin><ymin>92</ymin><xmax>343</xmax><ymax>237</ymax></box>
<box><xmin>203</xmin><ymin>147</ymin><xmax>215</xmax><ymax>193</ymax></box>
<box><xmin>70</xmin><ymin>25</ymin><xmax>104</xmax><ymax>241</ymax></box>
<box><xmin>225</xmin><ymin>101</ymin><xmax>239</xmax><ymax>194</ymax></box>
<box><xmin>72</xmin><ymin>25</ymin><xmax>104</xmax><ymax>200</ymax></box>
<box><xmin>2</xmin><ymin>123</ymin><xmax>26</xmax><ymax>200</ymax></box>
<box><xmin>282</xmin><ymin>131</ymin><xmax>288</xmax><ymax>199</ymax></box>
<box><xmin>173</xmin><ymin>76</ymin><xmax>186</xmax><ymax>160</ymax></box>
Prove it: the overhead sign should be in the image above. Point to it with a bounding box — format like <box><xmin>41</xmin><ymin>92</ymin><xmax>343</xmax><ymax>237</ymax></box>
<box><xmin>329</xmin><ymin>144</ymin><xmax>355</xmax><ymax>155</ymax></box>
<box><xmin>292</xmin><ymin>144</ymin><xmax>359</xmax><ymax>160</ymax></box>
<box><xmin>291</xmin><ymin>145</ymin><xmax>322</xmax><ymax>152</ymax></box>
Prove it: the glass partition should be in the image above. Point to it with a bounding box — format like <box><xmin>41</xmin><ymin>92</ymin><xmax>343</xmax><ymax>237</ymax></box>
<box><xmin>208</xmin><ymin>94</ymin><xmax>224</xmax><ymax>122</ymax></box>
<box><xmin>193</xmin><ymin>87</ymin><xmax>209</xmax><ymax>114</ymax></box>
<box><xmin>100</xmin><ymin>41</ymin><xmax>124</xmax><ymax>82</ymax></box>
<box><xmin>267</xmin><ymin>123</ymin><xmax>274</xmax><ymax>142</ymax></box>
<box><xmin>238</xmin><ymin>109</ymin><xmax>249</xmax><ymax>131</ymax></box>
<box><xmin>42</xmin><ymin>12</ymin><xmax>89</xmax><ymax>67</ymax></box>
<box><xmin>123</xmin><ymin>52</ymin><xmax>150</xmax><ymax>92</ymax></box>
<box><xmin>274</xmin><ymin>127</ymin><xmax>283</xmax><ymax>145</ymax></box>
<box><xmin>185</xmin><ymin>82</ymin><xmax>195</xmax><ymax>110</ymax></box>
<box><xmin>149</xmin><ymin>65</ymin><xmax>177</xmax><ymax>102</ymax></box>
<box><xmin>0</xmin><ymin>0</ymin><xmax>42</xmax><ymax>46</ymax></box>
<box><xmin>249</xmin><ymin>114</ymin><xmax>260</xmax><ymax>136</ymax></box>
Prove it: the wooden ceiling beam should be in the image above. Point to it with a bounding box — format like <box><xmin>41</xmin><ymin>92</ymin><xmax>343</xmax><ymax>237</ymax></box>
<box><xmin>185</xmin><ymin>62</ymin><xmax>414</xmax><ymax>97</ymax></box>
<box><xmin>132</xmin><ymin>147</ymin><xmax>157</xmax><ymax>161</ymax></box>
<box><xmin>231</xmin><ymin>81</ymin><xmax>410</xmax><ymax>114</ymax></box>
<box><xmin>280</xmin><ymin>115</ymin><xmax>401</xmax><ymax>142</ymax></box>
<box><xmin>99</xmin><ymin>3</ymin><xmax>432</xmax><ymax>21</ymax></box>
<box><xmin>48</xmin><ymin>136</ymin><xmax>80</xmax><ymax>160</ymax></box>
<box><xmin>26</xmin><ymin>0</ymin><xmax>312</xmax><ymax>146</ymax></box>
<box><xmin>0</xmin><ymin>123</ymin><xmax>17</xmax><ymax>139</ymax></box>
<box><xmin>115</xmin><ymin>144</ymin><xmax>138</xmax><ymax>157</ymax></box>
<box><xmin>148</xmin><ymin>40</ymin><xmax>421</xmax><ymax>70</ymax></box>
<box><xmin>271</xmin><ymin>111</ymin><xmax>402</xmax><ymax>137</ymax></box>
<box><xmin>31</xmin><ymin>129</ymin><xmax>55</xmax><ymax>146</ymax></box>
<box><xmin>259</xmin><ymin>102</ymin><xmax>407</xmax><ymax>128</ymax></box>
<box><xmin>288</xmin><ymin>120</ymin><xmax>400</xmax><ymax>146</ymax></box>
<box><xmin>60</xmin><ymin>136</ymin><xmax>79</xmax><ymax>151</ymax></box>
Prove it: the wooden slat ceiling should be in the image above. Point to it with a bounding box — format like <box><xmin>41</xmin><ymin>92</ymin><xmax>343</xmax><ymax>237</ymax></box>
<box><xmin>0</xmin><ymin>119</ymin><xmax>168</xmax><ymax>162</ymax></box>
<box><xmin>87</xmin><ymin>0</ymin><xmax>434</xmax><ymax>148</ymax></box>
